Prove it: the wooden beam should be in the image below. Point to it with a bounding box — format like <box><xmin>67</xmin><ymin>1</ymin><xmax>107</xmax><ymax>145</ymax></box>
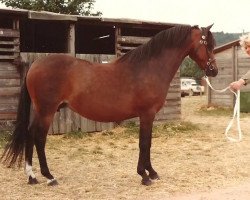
<box><xmin>0</xmin><ymin>28</ymin><xmax>20</xmax><ymax>38</ymax></box>
<box><xmin>0</xmin><ymin>41</ymin><xmax>19</xmax><ymax>45</ymax></box>
<box><xmin>28</xmin><ymin>11</ymin><xmax>77</xmax><ymax>21</ymax></box>
<box><xmin>117</xmin><ymin>36</ymin><xmax>150</xmax><ymax>45</ymax></box>
<box><xmin>0</xmin><ymin>47</ymin><xmax>20</xmax><ymax>52</ymax></box>
<box><xmin>117</xmin><ymin>45</ymin><xmax>136</xmax><ymax>51</ymax></box>
<box><xmin>0</xmin><ymin>55</ymin><xmax>16</xmax><ymax>60</ymax></box>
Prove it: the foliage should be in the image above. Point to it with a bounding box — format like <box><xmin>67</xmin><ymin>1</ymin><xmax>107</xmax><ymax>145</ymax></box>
<box><xmin>180</xmin><ymin>57</ymin><xmax>205</xmax><ymax>79</ymax></box>
<box><xmin>0</xmin><ymin>0</ymin><xmax>102</xmax><ymax>16</ymax></box>
<box><xmin>213</xmin><ymin>32</ymin><xmax>241</xmax><ymax>46</ymax></box>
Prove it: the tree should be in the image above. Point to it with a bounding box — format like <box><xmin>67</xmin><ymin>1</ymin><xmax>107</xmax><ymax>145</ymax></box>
<box><xmin>180</xmin><ymin>57</ymin><xmax>205</xmax><ymax>79</ymax></box>
<box><xmin>0</xmin><ymin>0</ymin><xmax>102</xmax><ymax>16</ymax></box>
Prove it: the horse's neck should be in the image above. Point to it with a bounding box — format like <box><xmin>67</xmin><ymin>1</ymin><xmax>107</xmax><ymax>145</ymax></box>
<box><xmin>156</xmin><ymin>48</ymin><xmax>188</xmax><ymax>81</ymax></box>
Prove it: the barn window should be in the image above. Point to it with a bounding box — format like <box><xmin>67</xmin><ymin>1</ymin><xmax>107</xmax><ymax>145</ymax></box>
<box><xmin>20</xmin><ymin>20</ymin><xmax>68</xmax><ymax>53</ymax></box>
<box><xmin>76</xmin><ymin>24</ymin><xmax>115</xmax><ymax>54</ymax></box>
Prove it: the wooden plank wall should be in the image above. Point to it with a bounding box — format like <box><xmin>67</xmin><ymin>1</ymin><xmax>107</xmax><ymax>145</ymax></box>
<box><xmin>156</xmin><ymin>71</ymin><xmax>181</xmax><ymax>121</ymax></box>
<box><xmin>0</xmin><ymin>24</ymin><xmax>21</xmax><ymax>130</ymax></box>
<box><xmin>209</xmin><ymin>46</ymin><xmax>250</xmax><ymax>107</ymax></box>
<box><xmin>0</xmin><ymin>62</ymin><xmax>20</xmax><ymax>120</ymax></box>
<box><xmin>208</xmin><ymin>47</ymin><xmax>235</xmax><ymax>107</ymax></box>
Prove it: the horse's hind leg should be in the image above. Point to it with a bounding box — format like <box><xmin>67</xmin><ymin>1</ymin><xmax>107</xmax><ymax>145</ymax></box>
<box><xmin>25</xmin><ymin>127</ymin><xmax>38</xmax><ymax>184</ymax></box>
<box><xmin>26</xmin><ymin>112</ymin><xmax>58</xmax><ymax>186</ymax></box>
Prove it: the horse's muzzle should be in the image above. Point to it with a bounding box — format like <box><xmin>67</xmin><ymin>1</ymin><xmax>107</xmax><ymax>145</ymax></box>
<box><xmin>205</xmin><ymin>65</ymin><xmax>218</xmax><ymax>77</ymax></box>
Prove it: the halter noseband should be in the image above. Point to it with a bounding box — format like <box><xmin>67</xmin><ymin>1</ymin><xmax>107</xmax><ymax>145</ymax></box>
<box><xmin>195</xmin><ymin>28</ymin><xmax>216</xmax><ymax>71</ymax></box>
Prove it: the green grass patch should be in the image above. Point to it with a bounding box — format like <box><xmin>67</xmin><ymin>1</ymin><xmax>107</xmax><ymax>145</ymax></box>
<box><xmin>197</xmin><ymin>104</ymin><xmax>250</xmax><ymax>117</ymax></box>
<box><xmin>63</xmin><ymin>130</ymin><xmax>92</xmax><ymax>139</ymax></box>
<box><xmin>197</xmin><ymin>104</ymin><xmax>233</xmax><ymax>116</ymax></box>
<box><xmin>60</xmin><ymin>121</ymin><xmax>200</xmax><ymax>141</ymax></box>
<box><xmin>153</xmin><ymin>121</ymin><xmax>200</xmax><ymax>138</ymax></box>
<box><xmin>122</xmin><ymin>121</ymin><xmax>139</xmax><ymax>138</ymax></box>
<box><xmin>0</xmin><ymin>131</ymin><xmax>10</xmax><ymax>148</ymax></box>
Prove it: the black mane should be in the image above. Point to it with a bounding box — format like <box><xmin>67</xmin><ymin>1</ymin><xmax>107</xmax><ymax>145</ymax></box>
<box><xmin>117</xmin><ymin>25</ymin><xmax>197</xmax><ymax>63</ymax></box>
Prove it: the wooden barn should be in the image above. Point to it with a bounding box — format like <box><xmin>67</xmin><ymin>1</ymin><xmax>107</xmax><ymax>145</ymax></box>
<box><xmin>207</xmin><ymin>40</ymin><xmax>250</xmax><ymax>107</ymax></box>
<box><xmin>0</xmin><ymin>8</ymin><xmax>184</xmax><ymax>133</ymax></box>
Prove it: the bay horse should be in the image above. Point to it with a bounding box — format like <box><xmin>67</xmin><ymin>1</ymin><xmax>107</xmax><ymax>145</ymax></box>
<box><xmin>1</xmin><ymin>24</ymin><xmax>218</xmax><ymax>186</ymax></box>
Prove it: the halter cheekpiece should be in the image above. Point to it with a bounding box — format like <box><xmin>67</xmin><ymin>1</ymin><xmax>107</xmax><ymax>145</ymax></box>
<box><xmin>199</xmin><ymin>27</ymin><xmax>216</xmax><ymax>71</ymax></box>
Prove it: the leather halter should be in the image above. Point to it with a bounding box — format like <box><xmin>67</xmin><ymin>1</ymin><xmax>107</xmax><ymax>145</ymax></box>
<box><xmin>195</xmin><ymin>27</ymin><xmax>216</xmax><ymax>71</ymax></box>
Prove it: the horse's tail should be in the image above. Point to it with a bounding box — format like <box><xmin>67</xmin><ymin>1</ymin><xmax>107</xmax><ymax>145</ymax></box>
<box><xmin>1</xmin><ymin>78</ymin><xmax>31</xmax><ymax>167</ymax></box>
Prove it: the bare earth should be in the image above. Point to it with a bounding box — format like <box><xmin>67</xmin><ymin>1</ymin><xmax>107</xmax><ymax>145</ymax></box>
<box><xmin>1</xmin><ymin>96</ymin><xmax>250</xmax><ymax>200</ymax></box>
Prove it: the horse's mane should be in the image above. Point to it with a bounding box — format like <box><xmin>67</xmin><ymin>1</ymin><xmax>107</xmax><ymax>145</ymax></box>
<box><xmin>117</xmin><ymin>25</ymin><xmax>197</xmax><ymax>63</ymax></box>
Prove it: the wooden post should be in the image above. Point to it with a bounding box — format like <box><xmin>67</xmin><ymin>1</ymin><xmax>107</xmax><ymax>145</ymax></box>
<box><xmin>232</xmin><ymin>45</ymin><xmax>238</xmax><ymax>106</ymax></box>
<box><xmin>67</xmin><ymin>23</ymin><xmax>75</xmax><ymax>55</ymax></box>
<box><xmin>115</xmin><ymin>27</ymin><xmax>121</xmax><ymax>57</ymax></box>
<box><xmin>12</xmin><ymin>18</ymin><xmax>20</xmax><ymax>59</ymax></box>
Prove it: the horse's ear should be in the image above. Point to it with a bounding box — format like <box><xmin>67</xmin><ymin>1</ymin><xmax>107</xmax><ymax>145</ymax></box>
<box><xmin>206</xmin><ymin>24</ymin><xmax>214</xmax><ymax>31</ymax></box>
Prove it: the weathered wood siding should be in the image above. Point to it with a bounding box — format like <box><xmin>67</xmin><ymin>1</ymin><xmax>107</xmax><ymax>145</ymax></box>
<box><xmin>0</xmin><ymin>62</ymin><xmax>20</xmax><ymax>120</ymax></box>
<box><xmin>0</xmin><ymin>23</ymin><xmax>20</xmax><ymax>130</ymax></box>
<box><xmin>209</xmin><ymin>44</ymin><xmax>250</xmax><ymax>107</ymax></box>
<box><xmin>156</xmin><ymin>71</ymin><xmax>181</xmax><ymax>121</ymax></box>
<box><xmin>208</xmin><ymin>47</ymin><xmax>235</xmax><ymax>106</ymax></box>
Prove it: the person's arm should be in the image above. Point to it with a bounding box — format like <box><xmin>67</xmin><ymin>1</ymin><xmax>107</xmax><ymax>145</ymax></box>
<box><xmin>230</xmin><ymin>78</ymin><xmax>246</xmax><ymax>90</ymax></box>
<box><xmin>229</xmin><ymin>70</ymin><xmax>250</xmax><ymax>90</ymax></box>
<box><xmin>240</xmin><ymin>70</ymin><xmax>250</xmax><ymax>85</ymax></box>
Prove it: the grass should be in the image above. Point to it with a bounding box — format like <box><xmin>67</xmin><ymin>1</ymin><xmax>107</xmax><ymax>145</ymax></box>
<box><xmin>63</xmin><ymin>121</ymin><xmax>200</xmax><ymax>141</ymax></box>
<box><xmin>197</xmin><ymin>104</ymin><xmax>233</xmax><ymax>116</ymax></box>
<box><xmin>0</xmin><ymin>121</ymin><xmax>200</xmax><ymax>150</ymax></box>
<box><xmin>197</xmin><ymin>104</ymin><xmax>250</xmax><ymax>118</ymax></box>
<box><xmin>153</xmin><ymin>121</ymin><xmax>200</xmax><ymax>138</ymax></box>
<box><xmin>63</xmin><ymin>130</ymin><xmax>93</xmax><ymax>139</ymax></box>
<box><xmin>0</xmin><ymin>131</ymin><xmax>10</xmax><ymax>148</ymax></box>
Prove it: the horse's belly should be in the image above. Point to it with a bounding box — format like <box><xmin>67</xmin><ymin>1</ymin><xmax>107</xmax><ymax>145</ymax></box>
<box><xmin>69</xmin><ymin>103</ymin><xmax>136</xmax><ymax>122</ymax></box>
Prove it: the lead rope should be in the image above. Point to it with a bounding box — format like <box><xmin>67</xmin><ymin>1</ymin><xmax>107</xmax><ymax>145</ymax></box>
<box><xmin>204</xmin><ymin>76</ymin><xmax>242</xmax><ymax>142</ymax></box>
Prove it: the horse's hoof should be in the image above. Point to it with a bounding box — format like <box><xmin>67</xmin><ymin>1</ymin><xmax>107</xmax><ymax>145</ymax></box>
<box><xmin>47</xmin><ymin>178</ymin><xmax>58</xmax><ymax>186</ymax></box>
<box><xmin>149</xmin><ymin>173</ymin><xmax>160</xmax><ymax>180</ymax></box>
<box><xmin>141</xmin><ymin>178</ymin><xmax>152</xmax><ymax>186</ymax></box>
<box><xmin>28</xmin><ymin>176</ymin><xmax>39</xmax><ymax>185</ymax></box>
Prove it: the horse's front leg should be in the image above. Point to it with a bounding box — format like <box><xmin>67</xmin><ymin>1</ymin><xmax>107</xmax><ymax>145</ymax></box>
<box><xmin>137</xmin><ymin>114</ymin><xmax>160</xmax><ymax>186</ymax></box>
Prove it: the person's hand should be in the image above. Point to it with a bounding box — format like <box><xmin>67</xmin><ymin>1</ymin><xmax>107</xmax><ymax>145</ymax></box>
<box><xmin>229</xmin><ymin>79</ymin><xmax>245</xmax><ymax>90</ymax></box>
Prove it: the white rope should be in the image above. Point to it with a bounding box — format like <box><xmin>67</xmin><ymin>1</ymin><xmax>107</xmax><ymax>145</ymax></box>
<box><xmin>204</xmin><ymin>76</ymin><xmax>242</xmax><ymax>142</ymax></box>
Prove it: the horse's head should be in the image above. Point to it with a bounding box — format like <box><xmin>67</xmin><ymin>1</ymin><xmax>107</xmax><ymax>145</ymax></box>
<box><xmin>189</xmin><ymin>24</ymin><xmax>218</xmax><ymax>77</ymax></box>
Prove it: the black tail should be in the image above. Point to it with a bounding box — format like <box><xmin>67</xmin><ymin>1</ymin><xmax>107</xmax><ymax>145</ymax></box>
<box><xmin>1</xmin><ymin>78</ymin><xmax>31</xmax><ymax>167</ymax></box>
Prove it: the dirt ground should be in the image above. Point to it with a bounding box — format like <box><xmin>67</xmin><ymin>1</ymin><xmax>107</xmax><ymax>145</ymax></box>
<box><xmin>1</xmin><ymin>96</ymin><xmax>250</xmax><ymax>200</ymax></box>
